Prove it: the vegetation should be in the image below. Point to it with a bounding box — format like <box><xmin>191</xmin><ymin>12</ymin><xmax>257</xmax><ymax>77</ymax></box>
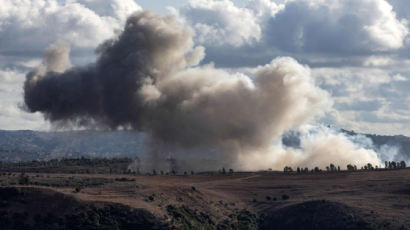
<box><xmin>166</xmin><ymin>205</ymin><xmax>258</xmax><ymax>230</ymax></box>
<box><xmin>0</xmin><ymin>187</ymin><xmax>167</xmax><ymax>230</ymax></box>
<box><xmin>18</xmin><ymin>173</ymin><xmax>29</xmax><ymax>185</ymax></box>
<box><xmin>0</xmin><ymin>157</ymin><xmax>133</xmax><ymax>174</ymax></box>
<box><xmin>385</xmin><ymin>161</ymin><xmax>406</xmax><ymax>169</ymax></box>
<box><xmin>283</xmin><ymin>166</ymin><xmax>293</xmax><ymax>173</ymax></box>
<box><xmin>285</xmin><ymin>160</ymin><xmax>408</xmax><ymax>175</ymax></box>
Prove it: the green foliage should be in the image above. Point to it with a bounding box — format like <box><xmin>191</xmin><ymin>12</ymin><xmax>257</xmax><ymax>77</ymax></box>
<box><xmin>167</xmin><ymin>205</ymin><xmax>216</xmax><ymax>230</ymax></box>
<box><xmin>166</xmin><ymin>205</ymin><xmax>258</xmax><ymax>230</ymax></box>
<box><xmin>347</xmin><ymin>164</ymin><xmax>356</xmax><ymax>171</ymax></box>
<box><xmin>18</xmin><ymin>173</ymin><xmax>30</xmax><ymax>185</ymax></box>
<box><xmin>283</xmin><ymin>166</ymin><xmax>293</xmax><ymax>173</ymax></box>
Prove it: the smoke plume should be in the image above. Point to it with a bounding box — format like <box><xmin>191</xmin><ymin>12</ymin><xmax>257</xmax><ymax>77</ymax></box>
<box><xmin>24</xmin><ymin>11</ymin><xmax>381</xmax><ymax>171</ymax></box>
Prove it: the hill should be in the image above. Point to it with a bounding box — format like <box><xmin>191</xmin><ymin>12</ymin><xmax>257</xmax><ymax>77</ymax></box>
<box><xmin>0</xmin><ymin>129</ymin><xmax>409</xmax><ymax>163</ymax></box>
<box><xmin>0</xmin><ymin>130</ymin><xmax>144</xmax><ymax>162</ymax></box>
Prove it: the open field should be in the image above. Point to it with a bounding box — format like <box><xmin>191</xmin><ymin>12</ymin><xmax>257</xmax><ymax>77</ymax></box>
<box><xmin>0</xmin><ymin>166</ymin><xmax>409</xmax><ymax>229</ymax></box>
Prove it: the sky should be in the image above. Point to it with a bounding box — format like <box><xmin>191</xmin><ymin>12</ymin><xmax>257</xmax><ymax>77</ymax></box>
<box><xmin>1</xmin><ymin>0</ymin><xmax>410</xmax><ymax>136</ymax></box>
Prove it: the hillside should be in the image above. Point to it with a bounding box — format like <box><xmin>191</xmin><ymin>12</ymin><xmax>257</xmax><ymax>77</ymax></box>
<box><xmin>0</xmin><ymin>168</ymin><xmax>409</xmax><ymax>229</ymax></box>
<box><xmin>0</xmin><ymin>129</ymin><xmax>409</xmax><ymax>163</ymax></box>
<box><xmin>0</xmin><ymin>130</ymin><xmax>145</xmax><ymax>162</ymax></box>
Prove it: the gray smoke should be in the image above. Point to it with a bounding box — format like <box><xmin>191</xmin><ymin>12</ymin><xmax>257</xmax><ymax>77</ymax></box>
<box><xmin>23</xmin><ymin>11</ymin><xmax>380</xmax><ymax>171</ymax></box>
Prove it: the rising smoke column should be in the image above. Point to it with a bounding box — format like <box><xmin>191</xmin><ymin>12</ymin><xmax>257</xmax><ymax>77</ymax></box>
<box><xmin>23</xmin><ymin>11</ymin><xmax>380</xmax><ymax>170</ymax></box>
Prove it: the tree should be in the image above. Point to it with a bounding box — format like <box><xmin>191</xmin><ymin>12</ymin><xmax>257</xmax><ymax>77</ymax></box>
<box><xmin>297</xmin><ymin>167</ymin><xmax>301</xmax><ymax>173</ymax></box>
<box><xmin>222</xmin><ymin>167</ymin><xmax>226</xmax><ymax>174</ymax></box>
<box><xmin>367</xmin><ymin>163</ymin><xmax>374</xmax><ymax>170</ymax></box>
<box><xmin>314</xmin><ymin>167</ymin><xmax>320</xmax><ymax>173</ymax></box>
<box><xmin>400</xmin><ymin>161</ymin><xmax>406</xmax><ymax>168</ymax></box>
<box><xmin>347</xmin><ymin>164</ymin><xmax>355</xmax><ymax>171</ymax></box>
<box><xmin>283</xmin><ymin>166</ymin><xmax>293</xmax><ymax>173</ymax></box>
<box><xmin>329</xmin><ymin>164</ymin><xmax>336</xmax><ymax>172</ymax></box>
<box><xmin>392</xmin><ymin>162</ymin><xmax>397</xmax><ymax>169</ymax></box>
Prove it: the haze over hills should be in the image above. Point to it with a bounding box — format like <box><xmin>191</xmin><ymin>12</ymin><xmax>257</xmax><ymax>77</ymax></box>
<box><xmin>0</xmin><ymin>129</ymin><xmax>409</xmax><ymax>164</ymax></box>
<box><xmin>0</xmin><ymin>130</ymin><xmax>145</xmax><ymax>162</ymax></box>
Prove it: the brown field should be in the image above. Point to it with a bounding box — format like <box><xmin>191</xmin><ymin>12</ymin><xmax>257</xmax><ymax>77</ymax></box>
<box><xmin>1</xmin><ymin>168</ymin><xmax>409</xmax><ymax>229</ymax></box>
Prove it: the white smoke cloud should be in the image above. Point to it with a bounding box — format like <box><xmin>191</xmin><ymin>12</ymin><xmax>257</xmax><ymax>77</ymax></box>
<box><xmin>235</xmin><ymin>126</ymin><xmax>381</xmax><ymax>171</ymax></box>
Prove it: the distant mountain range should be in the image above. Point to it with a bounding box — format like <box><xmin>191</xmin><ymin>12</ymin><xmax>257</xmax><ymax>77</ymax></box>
<box><xmin>0</xmin><ymin>129</ymin><xmax>409</xmax><ymax>162</ymax></box>
<box><xmin>0</xmin><ymin>130</ymin><xmax>145</xmax><ymax>162</ymax></box>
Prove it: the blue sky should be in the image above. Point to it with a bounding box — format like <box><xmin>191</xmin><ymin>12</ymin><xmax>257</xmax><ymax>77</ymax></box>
<box><xmin>1</xmin><ymin>0</ymin><xmax>410</xmax><ymax>137</ymax></box>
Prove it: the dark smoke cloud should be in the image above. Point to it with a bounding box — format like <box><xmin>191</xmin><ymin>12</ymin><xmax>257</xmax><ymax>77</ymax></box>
<box><xmin>24</xmin><ymin>11</ymin><xmax>380</xmax><ymax>170</ymax></box>
<box><xmin>24</xmin><ymin>11</ymin><xmax>204</xmax><ymax>128</ymax></box>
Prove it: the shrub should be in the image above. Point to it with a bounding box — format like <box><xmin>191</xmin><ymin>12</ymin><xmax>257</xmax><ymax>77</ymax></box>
<box><xmin>283</xmin><ymin>166</ymin><xmax>293</xmax><ymax>173</ymax></box>
<box><xmin>74</xmin><ymin>186</ymin><xmax>82</xmax><ymax>193</ymax></box>
<box><xmin>282</xmin><ymin>194</ymin><xmax>289</xmax><ymax>200</ymax></box>
<box><xmin>18</xmin><ymin>173</ymin><xmax>30</xmax><ymax>185</ymax></box>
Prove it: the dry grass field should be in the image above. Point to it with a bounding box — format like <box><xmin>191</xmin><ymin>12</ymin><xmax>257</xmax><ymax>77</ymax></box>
<box><xmin>0</xmin><ymin>167</ymin><xmax>409</xmax><ymax>229</ymax></box>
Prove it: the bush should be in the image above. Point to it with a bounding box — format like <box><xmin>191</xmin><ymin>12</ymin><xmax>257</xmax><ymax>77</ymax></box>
<box><xmin>148</xmin><ymin>195</ymin><xmax>154</xmax><ymax>201</ymax></box>
<box><xmin>282</xmin><ymin>194</ymin><xmax>290</xmax><ymax>200</ymax></box>
<box><xmin>18</xmin><ymin>173</ymin><xmax>30</xmax><ymax>185</ymax></box>
<box><xmin>74</xmin><ymin>186</ymin><xmax>82</xmax><ymax>193</ymax></box>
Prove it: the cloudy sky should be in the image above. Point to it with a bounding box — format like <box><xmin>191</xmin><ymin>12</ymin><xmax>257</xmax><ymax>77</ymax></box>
<box><xmin>1</xmin><ymin>0</ymin><xmax>410</xmax><ymax>136</ymax></box>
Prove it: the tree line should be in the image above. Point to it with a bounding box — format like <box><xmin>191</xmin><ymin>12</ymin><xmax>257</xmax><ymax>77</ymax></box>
<box><xmin>284</xmin><ymin>161</ymin><xmax>407</xmax><ymax>173</ymax></box>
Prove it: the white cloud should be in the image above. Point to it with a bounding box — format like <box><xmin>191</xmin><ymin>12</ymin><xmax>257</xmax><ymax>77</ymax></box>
<box><xmin>266</xmin><ymin>0</ymin><xmax>408</xmax><ymax>53</ymax></box>
<box><xmin>0</xmin><ymin>69</ymin><xmax>47</xmax><ymax>130</ymax></box>
<box><xmin>180</xmin><ymin>0</ymin><xmax>263</xmax><ymax>46</ymax></box>
<box><xmin>177</xmin><ymin>0</ymin><xmax>409</xmax><ymax>69</ymax></box>
<box><xmin>313</xmin><ymin>66</ymin><xmax>410</xmax><ymax>135</ymax></box>
<box><xmin>0</xmin><ymin>0</ymin><xmax>141</xmax><ymax>54</ymax></box>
